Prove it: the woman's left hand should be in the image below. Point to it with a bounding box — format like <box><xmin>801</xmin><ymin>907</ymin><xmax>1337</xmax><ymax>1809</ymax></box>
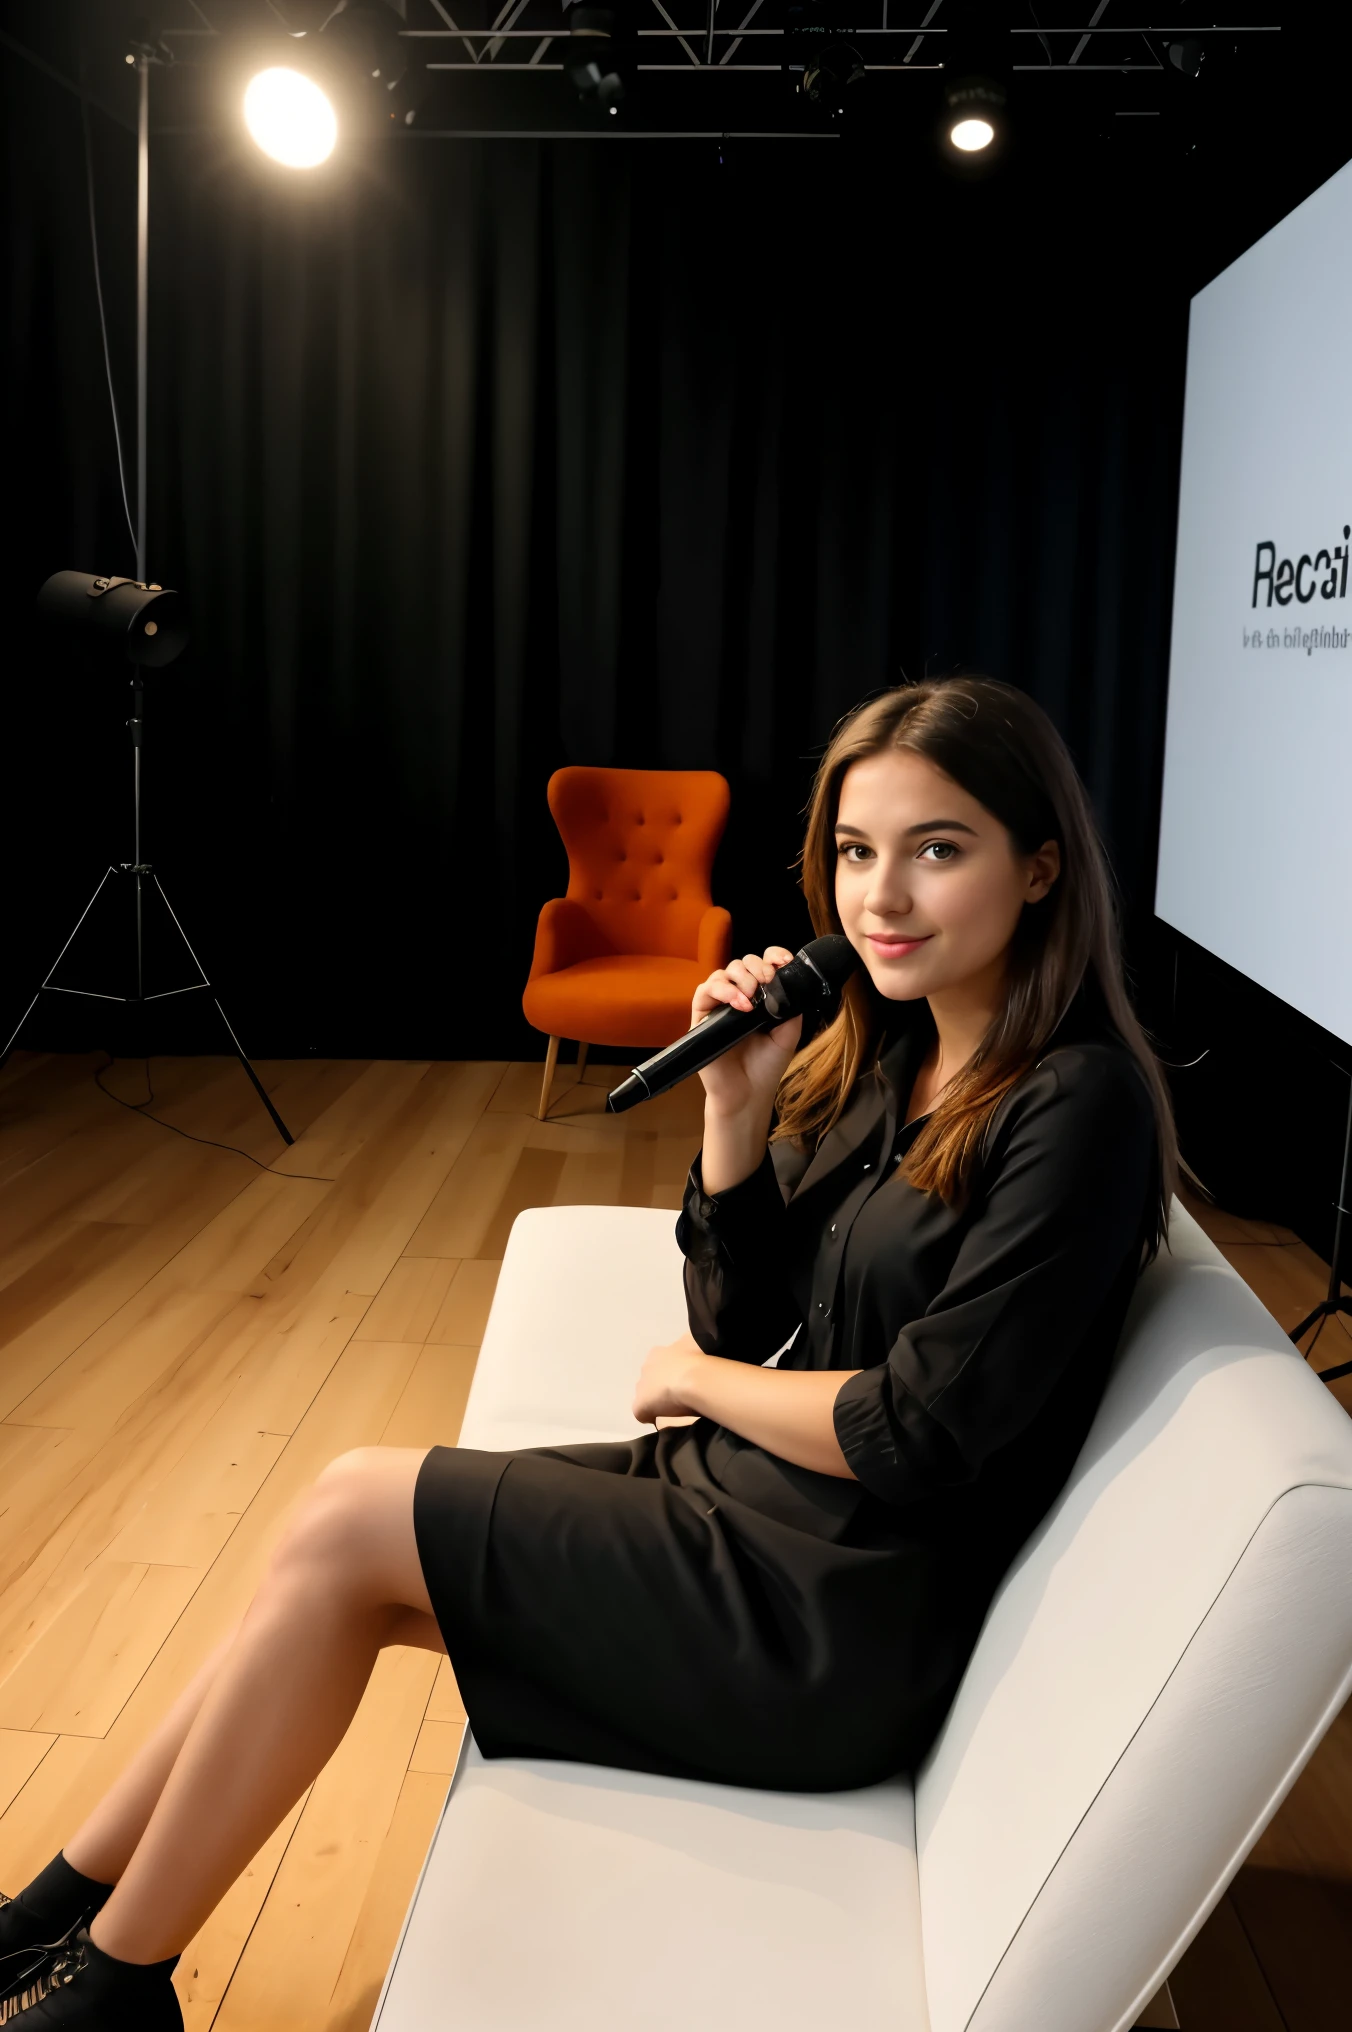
<box><xmin>633</xmin><ymin>1331</ymin><xmax>709</xmax><ymax>1425</ymax></box>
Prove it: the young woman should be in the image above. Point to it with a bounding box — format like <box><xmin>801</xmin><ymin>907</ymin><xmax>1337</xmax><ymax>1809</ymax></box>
<box><xmin>0</xmin><ymin>677</ymin><xmax>1177</xmax><ymax>2028</ymax></box>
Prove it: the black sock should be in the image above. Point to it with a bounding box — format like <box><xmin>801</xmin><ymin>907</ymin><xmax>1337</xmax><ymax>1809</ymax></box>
<box><xmin>1</xmin><ymin>1854</ymin><xmax>113</xmax><ymax>1947</ymax></box>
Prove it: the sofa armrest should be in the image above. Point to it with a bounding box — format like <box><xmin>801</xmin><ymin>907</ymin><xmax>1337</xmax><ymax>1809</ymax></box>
<box><xmin>696</xmin><ymin>905</ymin><xmax>733</xmax><ymax>976</ymax></box>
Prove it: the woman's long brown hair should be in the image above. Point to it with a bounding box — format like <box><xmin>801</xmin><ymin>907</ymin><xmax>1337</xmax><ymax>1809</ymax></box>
<box><xmin>772</xmin><ymin>678</ymin><xmax>1179</xmax><ymax>1262</ymax></box>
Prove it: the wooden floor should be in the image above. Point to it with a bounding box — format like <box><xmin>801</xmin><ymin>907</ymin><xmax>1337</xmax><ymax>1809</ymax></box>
<box><xmin>0</xmin><ymin>1050</ymin><xmax>1348</xmax><ymax>2032</ymax></box>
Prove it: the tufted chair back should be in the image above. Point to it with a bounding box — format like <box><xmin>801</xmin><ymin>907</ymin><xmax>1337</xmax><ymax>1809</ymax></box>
<box><xmin>549</xmin><ymin>767</ymin><xmax>730</xmax><ymax>961</ymax></box>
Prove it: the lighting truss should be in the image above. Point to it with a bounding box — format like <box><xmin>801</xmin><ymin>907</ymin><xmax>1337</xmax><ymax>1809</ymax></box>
<box><xmin>162</xmin><ymin>2</ymin><xmax>1280</xmax><ymax>82</ymax></box>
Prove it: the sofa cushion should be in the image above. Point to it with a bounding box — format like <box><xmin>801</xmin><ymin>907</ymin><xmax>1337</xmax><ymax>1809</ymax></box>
<box><xmin>458</xmin><ymin>1204</ymin><xmax>687</xmax><ymax>1449</ymax></box>
<box><xmin>375</xmin><ymin>1744</ymin><xmax>928</xmax><ymax>2032</ymax></box>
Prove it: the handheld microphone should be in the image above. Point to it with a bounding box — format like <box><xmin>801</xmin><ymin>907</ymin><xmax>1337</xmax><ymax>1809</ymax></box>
<box><xmin>604</xmin><ymin>934</ymin><xmax>860</xmax><ymax>1114</ymax></box>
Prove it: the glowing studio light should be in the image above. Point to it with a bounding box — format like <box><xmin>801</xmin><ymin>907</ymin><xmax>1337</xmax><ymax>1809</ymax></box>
<box><xmin>950</xmin><ymin>116</ymin><xmax>995</xmax><ymax>152</ymax></box>
<box><xmin>243</xmin><ymin>67</ymin><xmax>338</xmax><ymax>169</ymax></box>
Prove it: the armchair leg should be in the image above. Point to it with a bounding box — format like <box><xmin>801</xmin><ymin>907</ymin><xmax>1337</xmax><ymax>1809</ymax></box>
<box><xmin>1133</xmin><ymin>1979</ymin><xmax>1179</xmax><ymax>2029</ymax></box>
<box><xmin>538</xmin><ymin>1036</ymin><xmax>561</xmax><ymax>1120</ymax></box>
<box><xmin>576</xmin><ymin>1042</ymin><xmax>589</xmax><ymax>1080</ymax></box>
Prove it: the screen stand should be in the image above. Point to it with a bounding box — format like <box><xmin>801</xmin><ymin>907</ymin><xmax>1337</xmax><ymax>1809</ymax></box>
<box><xmin>1291</xmin><ymin>1073</ymin><xmax>1352</xmax><ymax>1380</ymax></box>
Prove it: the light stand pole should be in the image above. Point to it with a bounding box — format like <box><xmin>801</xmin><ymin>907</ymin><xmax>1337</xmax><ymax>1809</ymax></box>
<box><xmin>1</xmin><ymin>44</ymin><xmax>293</xmax><ymax>1146</ymax></box>
<box><xmin>1292</xmin><ymin>1072</ymin><xmax>1352</xmax><ymax>1381</ymax></box>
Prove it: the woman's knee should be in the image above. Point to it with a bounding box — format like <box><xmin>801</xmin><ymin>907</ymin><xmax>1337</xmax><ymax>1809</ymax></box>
<box><xmin>267</xmin><ymin>1446</ymin><xmax>431</xmax><ymax>1610</ymax></box>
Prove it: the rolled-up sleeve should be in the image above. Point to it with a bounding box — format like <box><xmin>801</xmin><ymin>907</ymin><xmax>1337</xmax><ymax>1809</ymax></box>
<box><xmin>832</xmin><ymin>1052</ymin><xmax>1156</xmax><ymax>1504</ymax></box>
<box><xmin>675</xmin><ymin>1145</ymin><xmax>805</xmax><ymax>1364</ymax></box>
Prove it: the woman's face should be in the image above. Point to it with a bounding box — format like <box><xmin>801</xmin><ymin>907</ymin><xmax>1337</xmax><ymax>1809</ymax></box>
<box><xmin>832</xmin><ymin>747</ymin><xmax>1061</xmax><ymax>1004</ymax></box>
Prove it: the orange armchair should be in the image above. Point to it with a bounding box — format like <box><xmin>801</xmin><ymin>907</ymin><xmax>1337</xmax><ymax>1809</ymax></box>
<box><xmin>522</xmin><ymin>767</ymin><xmax>734</xmax><ymax>1118</ymax></box>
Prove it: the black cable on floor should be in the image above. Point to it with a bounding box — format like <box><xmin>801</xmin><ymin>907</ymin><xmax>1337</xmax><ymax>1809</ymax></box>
<box><xmin>94</xmin><ymin>1055</ymin><xmax>335</xmax><ymax>1182</ymax></box>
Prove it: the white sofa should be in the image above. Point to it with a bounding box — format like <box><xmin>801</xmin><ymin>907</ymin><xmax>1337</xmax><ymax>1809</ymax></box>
<box><xmin>374</xmin><ymin>1200</ymin><xmax>1352</xmax><ymax>2032</ymax></box>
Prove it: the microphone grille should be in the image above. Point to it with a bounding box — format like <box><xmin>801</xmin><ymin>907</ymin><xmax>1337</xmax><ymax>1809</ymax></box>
<box><xmin>801</xmin><ymin>933</ymin><xmax>860</xmax><ymax>990</ymax></box>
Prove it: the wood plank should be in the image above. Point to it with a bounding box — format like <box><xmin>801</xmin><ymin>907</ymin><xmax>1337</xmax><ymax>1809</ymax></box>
<box><xmin>1227</xmin><ymin>1861</ymin><xmax>1352</xmax><ymax>2032</ymax></box>
<box><xmin>1250</xmin><ymin>1697</ymin><xmax>1352</xmax><ymax>1881</ymax></box>
<box><xmin>0</xmin><ymin>1561</ymin><xmax>201</xmax><ymax>1736</ymax></box>
<box><xmin>378</xmin><ymin>1345</ymin><xmax>478</xmax><ymax>1452</ymax></box>
<box><xmin>0</xmin><ymin>1292</ymin><xmax>339</xmax><ymax>1684</ymax></box>
<box><xmin>424</xmin><ymin>1658</ymin><xmax>466</xmax><ymax>1726</ymax></box>
<box><xmin>258</xmin><ymin>1060</ymin><xmax>434</xmax><ymax>1182</ymax></box>
<box><xmin>486</xmin><ymin>1059</ymin><xmax>585</xmax><ymax>1116</ymax></box>
<box><xmin>0</xmin><ymin>1214</ymin><xmax>265</xmax><ymax>1423</ymax></box>
<box><xmin>166</xmin><ymin>1174</ymin><xmax>336</xmax><ymax>1296</ymax></box>
<box><xmin>425</xmin><ymin>1261</ymin><xmax>499</xmax><ymax>1347</ymax></box>
<box><xmin>0</xmin><ymin>1730</ymin><xmax>55</xmax><ymax>1819</ymax></box>
<box><xmin>0</xmin><ymin>1334</ymin><xmax>424</xmax><ymax>1886</ymax></box>
<box><xmin>323</xmin><ymin>1769</ymin><xmax>450</xmax><ymax>2032</ymax></box>
<box><xmin>354</xmin><ymin>1258</ymin><xmax>460</xmax><ymax>1344</ymax></box>
<box><xmin>1169</xmin><ymin>1890</ymin><xmax>1287</xmax><ymax>2032</ymax></box>
<box><xmin>104</xmin><ymin>1416</ymin><xmax>290</xmax><ymax>1568</ymax></box>
<box><xmin>406</xmin><ymin>1719</ymin><xmax>464</xmax><ymax>1776</ymax></box>
<box><xmin>250</xmin><ymin>1063</ymin><xmax>505</xmax><ymax>1310</ymax></box>
<box><xmin>226</xmin><ymin>1292</ymin><xmax>373</xmax><ymax>1438</ymax></box>
<box><xmin>477</xmin><ymin>1145</ymin><xmax>570</xmax><ymax>1257</ymax></box>
<box><xmin>403</xmin><ymin>1114</ymin><xmax>535</xmax><ymax>1258</ymax></box>
<box><xmin>210</xmin><ymin>1646</ymin><xmax>440</xmax><ymax>2032</ymax></box>
<box><xmin>0</xmin><ymin>1225</ymin><xmax>149</xmax><ymax>1361</ymax></box>
<box><xmin>618</xmin><ymin>1127</ymin><xmax>659</xmax><ymax>1208</ymax></box>
<box><xmin>175</xmin><ymin>1801</ymin><xmax>307</xmax><ymax>2032</ymax></box>
<box><xmin>10</xmin><ymin>1287</ymin><xmax>245</xmax><ymax>1434</ymax></box>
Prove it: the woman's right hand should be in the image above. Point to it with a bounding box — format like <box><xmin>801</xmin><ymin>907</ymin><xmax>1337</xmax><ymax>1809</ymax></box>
<box><xmin>693</xmin><ymin>947</ymin><xmax>803</xmax><ymax>1117</ymax></box>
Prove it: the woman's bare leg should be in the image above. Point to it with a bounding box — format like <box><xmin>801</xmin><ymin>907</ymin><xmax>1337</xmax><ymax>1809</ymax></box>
<box><xmin>85</xmin><ymin>1445</ymin><xmax>443</xmax><ymax>1964</ymax></box>
<box><xmin>60</xmin><ymin>1625</ymin><xmax>243</xmax><ymax>1886</ymax></box>
<box><xmin>62</xmin><ymin>1599</ymin><xmax>443</xmax><ymax>1889</ymax></box>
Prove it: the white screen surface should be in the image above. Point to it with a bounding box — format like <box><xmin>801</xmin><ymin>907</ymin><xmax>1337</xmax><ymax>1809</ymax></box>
<box><xmin>1155</xmin><ymin>154</ymin><xmax>1352</xmax><ymax>1045</ymax></box>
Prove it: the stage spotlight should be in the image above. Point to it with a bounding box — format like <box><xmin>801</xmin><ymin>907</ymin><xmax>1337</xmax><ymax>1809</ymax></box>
<box><xmin>565</xmin><ymin>7</ymin><xmax>627</xmax><ymax>110</ymax></box>
<box><xmin>320</xmin><ymin>0</ymin><xmax>409</xmax><ymax>92</ymax></box>
<box><xmin>1166</xmin><ymin>39</ymin><xmax>1204</xmax><ymax>78</ymax></box>
<box><xmin>244</xmin><ymin>66</ymin><xmax>338</xmax><ymax>167</ymax></box>
<box><xmin>951</xmin><ymin>116</ymin><xmax>993</xmax><ymax>152</ymax></box>
<box><xmin>801</xmin><ymin>37</ymin><xmax>865</xmax><ymax>120</ymax></box>
<box><xmin>243</xmin><ymin>1</ymin><xmax>416</xmax><ymax>162</ymax></box>
<box><xmin>942</xmin><ymin>77</ymin><xmax>1006</xmax><ymax>157</ymax></box>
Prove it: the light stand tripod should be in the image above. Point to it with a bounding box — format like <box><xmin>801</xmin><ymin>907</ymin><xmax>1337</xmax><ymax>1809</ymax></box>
<box><xmin>1291</xmin><ymin>1072</ymin><xmax>1352</xmax><ymax>1382</ymax></box>
<box><xmin>0</xmin><ymin>44</ymin><xmax>292</xmax><ymax>1146</ymax></box>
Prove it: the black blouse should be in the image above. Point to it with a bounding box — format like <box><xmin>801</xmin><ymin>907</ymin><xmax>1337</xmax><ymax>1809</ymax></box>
<box><xmin>672</xmin><ymin>992</ymin><xmax>1158</xmax><ymax>1763</ymax></box>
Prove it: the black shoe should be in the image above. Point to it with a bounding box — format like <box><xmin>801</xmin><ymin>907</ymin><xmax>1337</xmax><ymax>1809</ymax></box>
<box><xmin>0</xmin><ymin>1930</ymin><xmax>181</xmax><ymax>2028</ymax></box>
<box><xmin>0</xmin><ymin>1871</ymin><xmax>110</xmax><ymax>2015</ymax></box>
<box><xmin>0</xmin><ymin>1902</ymin><xmax>72</xmax><ymax>2015</ymax></box>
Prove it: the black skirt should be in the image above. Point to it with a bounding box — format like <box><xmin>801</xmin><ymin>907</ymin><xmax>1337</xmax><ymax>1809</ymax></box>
<box><xmin>412</xmin><ymin>1424</ymin><xmax>973</xmax><ymax>1794</ymax></box>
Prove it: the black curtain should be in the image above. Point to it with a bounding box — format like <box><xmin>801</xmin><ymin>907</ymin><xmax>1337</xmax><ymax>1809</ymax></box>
<box><xmin>3</xmin><ymin>85</ymin><xmax>1185</xmax><ymax>1055</ymax></box>
<box><xmin>7</xmin><ymin>31</ymin><xmax>1352</xmax><ymax>1257</ymax></box>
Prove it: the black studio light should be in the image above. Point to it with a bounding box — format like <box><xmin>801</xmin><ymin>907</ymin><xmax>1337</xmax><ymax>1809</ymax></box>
<box><xmin>784</xmin><ymin>5</ymin><xmax>865</xmax><ymax>124</ymax></box>
<box><xmin>0</xmin><ymin>30</ymin><xmax>294</xmax><ymax>1143</ymax></box>
<box><xmin>37</xmin><ymin>572</ymin><xmax>188</xmax><ymax>670</ymax></box>
<box><xmin>1166</xmin><ymin>39</ymin><xmax>1205</xmax><ymax>80</ymax></box>
<box><xmin>801</xmin><ymin>36</ymin><xmax>866</xmax><ymax>121</ymax></box>
<box><xmin>565</xmin><ymin>5</ymin><xmax>628</xmax><ymax>115</ymax></box>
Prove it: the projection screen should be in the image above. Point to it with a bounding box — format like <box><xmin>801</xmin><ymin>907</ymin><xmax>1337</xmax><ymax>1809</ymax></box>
<box><xmin>1154</xmin><ymin>153</ymin><xmax>1352</xmax><ymax>1047</ymax></box>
